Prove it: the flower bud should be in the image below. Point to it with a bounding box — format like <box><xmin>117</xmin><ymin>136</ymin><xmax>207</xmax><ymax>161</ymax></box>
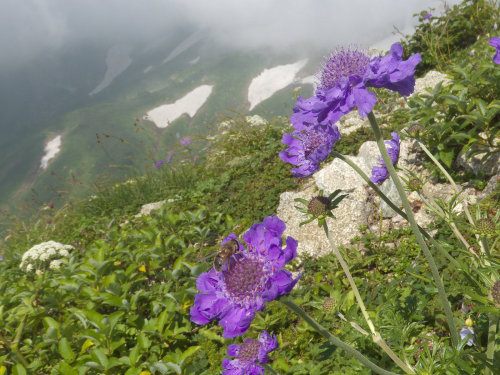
<box><xmin>308</xmin><ymin>196</ymin><xmax>331</xmax><ymax>217</ymax></box>
<box><xmin>465</xmin><ymin>317</ymin><xmax>473</xmax><ymax>328</ymax></box>
<box><xmin>406</xmin><ymin>123</ymin><xmax>425</xmax><ymax>137</ymax></box>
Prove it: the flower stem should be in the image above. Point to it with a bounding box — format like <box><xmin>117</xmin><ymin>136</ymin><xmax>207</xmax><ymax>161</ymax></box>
<box><xmin>331</xmin><ymin>151</ymin><xmax>460</xmax><ymax>269</ymax></box>
<box><xmin>367</xmin><ymin>111</ymin><xmax>459</xmax><ymax>347</ymax></box>
<box><xmin>322</xmin><ymin>221</ymin><xmax>376</xmax><ymax>335</ymax></box>
<box><xmin>281</xmin><ymin>298</ymin><xmax>400</xmax><ymax>375</ymax></box>
<box><xmin>485</xmin><ymin>314</ymin><xmax>498</xmax><ymax>375</ymax></box>
<box><xmin>323</xmin><ymin>221</ymin><xmax>414</xmax><ymax>373</ymax></box>
<box><xmin>262</xmin><ymin>363</ymin><xmax>280</xmax><ymax>375</ymax></box>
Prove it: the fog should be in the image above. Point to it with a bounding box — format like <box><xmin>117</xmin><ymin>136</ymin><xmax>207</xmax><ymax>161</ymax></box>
<box><xmin>1</xmin><ymin>0</ymin><xmax>461</xmax><ymax>69</ymax></box>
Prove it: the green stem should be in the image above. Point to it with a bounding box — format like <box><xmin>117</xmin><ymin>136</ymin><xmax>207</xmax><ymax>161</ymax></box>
<box><xmin>331</xmin><ymin>151</ymin><xmax>461</xmax><ymax>269</ymax></box>
<box><xmin>322</xmin><ymin>221</ymin><xmax>376</xmax><ymax>335</ymax></box>
<box><xmin>281</xmin><ymin>298</ymin><xmax>400</xmax><ymax>375</ymax></box>
<box><xmin>367</xmin><ymin>112</ymin><xmax>459</xmax><ymax>347</ymax></box>
<box><xmin>322</xmin><ymin>224</ymin><xmax>414</xmax><ymax>373</ymax></box>
<box><xmin>262</xmin><ymin>363</ymin><xmax>280</xmax><ymax>375</ymax></box>
<box><xmin>485</xmin><ymin>314</ymin><xmax>498</xmax><ymax>375</ymax></box>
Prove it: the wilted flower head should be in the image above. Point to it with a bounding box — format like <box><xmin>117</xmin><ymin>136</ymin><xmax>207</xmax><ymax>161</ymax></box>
<box><xmin>190</xmin><ymin>216</ymin><xmax>300</xmax><ymax>338</ymax></box>
<box><xmin>280</xmin><ymin>123</ymin><xmax>341</xmax><ymax>177</ymax></box>
<box><xmin>180</xmin><ymin>137</ymin><xmax>191</xmax><ymax>146</ymax></box>
<box><xmin>291</xmin><ymin>43</ymin><xmax>421</xmax><ymax>128</ymax></box>
<box><xmin>489</xmin><ymin>37</ymin><xmax>500</xmax><ymax>64</ymax></box>
<box><xmin>370</xmin><ymin>132</ymin><xmax>400</xmax><ymax>185</ymax></box>
<box><xmin>222</xmin><ymin>330</ymin><xmax>277</xmax><ymax>375</ymax></box>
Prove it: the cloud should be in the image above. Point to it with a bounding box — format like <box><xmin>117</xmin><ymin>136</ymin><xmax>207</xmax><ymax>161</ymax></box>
<box><xmin>0</xmin><ymin>0</ymin><xmax>458</xmax><ymax>68</ymax></box>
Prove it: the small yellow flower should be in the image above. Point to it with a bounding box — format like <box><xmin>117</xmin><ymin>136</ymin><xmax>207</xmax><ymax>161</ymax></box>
<box><xmin>140</xmin><ymin>372</ymin><xmax>151</xmax><ymax>375</ymax></box>
<box><xmin>465</xmin><ymin>317</ymin><xmax>473</xmax><ymax>327</ymax></box>
<box><xmin>164</xmin><ymin>342</ymin><xmax>169</xmax><ymax>348</ymax></box>
<box><xmin>139</xmin><ymin>265</ymin><xmax>147</xmax><ymax>272</ymax></box>
<box><xmin>114</xmin><ymin>261</ymin><xmax>121</xmax><ymax>266</ymax></box>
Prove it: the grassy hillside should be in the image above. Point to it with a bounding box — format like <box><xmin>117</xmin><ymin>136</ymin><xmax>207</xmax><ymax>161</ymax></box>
<box><xmin>0</xmin><ymin>1</ymin><xmax>499</xmax><ymax>374</ymax></box>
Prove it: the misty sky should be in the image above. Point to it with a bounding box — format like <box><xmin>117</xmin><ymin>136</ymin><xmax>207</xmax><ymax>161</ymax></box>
<box><xmin>2</xmin><ymin>0</ymin><xmax>461</xmax><ymax>69</ymax></box>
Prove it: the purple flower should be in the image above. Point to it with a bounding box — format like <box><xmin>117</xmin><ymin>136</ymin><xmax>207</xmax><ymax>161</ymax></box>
<box><xmin>190</xmin><ymin>216</ymin><xmax>300</xmax><ymax>338</ymax></box>
<box><xmin>494</xmin><ymin>23</ymin><xmax>498</xmax><ymax>31</ymax></box>
<box><xmin>424</xmin><ymin>13</ymin><xmax>432</xmax><ymax>20</ymax></box>
<box><xmin>155</xmin><ymin>160</ymin><xmax>164</xmax><ymax>168</ymax></box>
<box><xmin>470</xmin><ymin>49</ymin><xmax>475</xmax><ymax>56</ymax></box>
<box><xmin>166</xmin><ymin>150</ymin><xmax>175</xmax><ymax>163</ymax></box>
<box><xmin>222</xmin><ymin>331</ymin><xmax>277</xmax><ymax>375</ymax></box>
<box><xmin>460</xmin><ymin>326</ymin><xmax>474</xmax><ymax>346</ymax></box>
<box><xmin>370</xmin><ymin>132</ymin><xmax>400</xmax><ymax>184</ymax></box>
<box><xmin>292</xmin><ymin>44</ymin><xmax>421</xmax><ymax>127</ymax></box>
<box><xmin>280</xmin><ymin>123</ymin><xmax>341</xmax><ymax>177</ymax></box>
<box><xmin>180</xmin><ymin>137</ymin><xmax>191</xmax><ymax>146</ymax></box>
<box><xmin>489</xmin><ymin>37</ymin><xmax>500</xmax><ymax>64</ymax></box>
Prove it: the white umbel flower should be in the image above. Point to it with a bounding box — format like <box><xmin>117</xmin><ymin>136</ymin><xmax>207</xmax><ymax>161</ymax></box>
<box><xmin>20</xmin><ymin>241</ymin><xmax>74</xmax><ymax>272</ymax></box>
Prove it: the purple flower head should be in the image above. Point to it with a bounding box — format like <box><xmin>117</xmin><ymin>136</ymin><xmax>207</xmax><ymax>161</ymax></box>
<box><xmin>180</xmin><ymin>137</ymin><xmax>191</xmax><ymax>146</ymax></box>
<box><xmin>370</xmin><ymin>132</ymin><xmax>400</xmax><ymax>185</ymax></box>
<box><xmin>292</xmin><ymin>44</ymin><xmax>421</xmax><ymax>126</ymax></box>
<box><xmin>222</xmin><ymin>330</ymin><xmax>277</xmax><ymax>375</ymax></box>
<box><xmin>190</xmin><ymin>216</ymin><xmax>300</xmax><ymax>338</ymax></box>
<box><xmin>494</xmin><ymin>23</ymin><xmax>498</xmax><ymax>31</ymax></box>
<box><xmin>424</xmin><ymin>13</ymin><xmax>432</xmax><ymax>20</ymax></box>
<box><xmin>460</xmin><ymin>326</ymin><xmax>474</xmax><ymax>346</ymax></box>
<box><xmin>166</xmin><ymin>150</ymin><xmax>175</xmax><ymax>163</ymax></box>
<box><xmin>489</xmin><ymin>37</ymin><xmax>500</xmax><ymax>64</ymax></box>
<box><xmin>470</xmin><ymin>49</ymin><xmax>475</xmax><ymax>56</ymax></box>
<box><xmin>280</xmin><ymin>123</ymin><xmax>341</xmax><ymax>177</ymax></box>
<box><xmin>155</xmin><ymin>160</ymin><xmax>164</xmax><ymax>168</ymax></box>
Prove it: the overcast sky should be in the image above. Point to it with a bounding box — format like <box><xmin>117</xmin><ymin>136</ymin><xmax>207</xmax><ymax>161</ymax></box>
<box><xmin>1</xmin><ymin>0</ymin><xmax>460</xmax><ymax>69</ymax></box>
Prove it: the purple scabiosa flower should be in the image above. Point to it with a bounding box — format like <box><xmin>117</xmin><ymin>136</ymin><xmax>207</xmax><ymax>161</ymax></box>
<box><xmin>180</xmin><ymin>137</ymin><xmax>191</xmax><ymax>146</ymax></box>
<box><xmin>292</xmin><ymin>43</ymin><xmax>421</xmax><ymax>127</ymax></box>
<box><xmin>460</xmin><ymin>326</ymin><xmax>474</xmax><ymax>346</ymax></box>
<box><xmin>155</xmin><ymin>159</ymin><xmax>164</xmax><ymax>168</ymax></box>
<box><xmin>370</xmin><ymin>132</ymin><xmax>400</xmax><ymax>185</ymax></box>
<box><xmin>222</xmin><ymin>331</ymin><xmax>277</xmax><ymax>375</ymax></box>
<box><xmin>190</xmin><ymin>216</ymin><xmax>300</xmax><ymax>338</ymax></box>
<box><xmin>424</xmin><ymin>13</ymin><xmax>432</xmax><ymax>20</ymax></box>
<box><xmin>280</xmin><ymin>123</ymin><xmax>341</xmax><ymax>177</ymax></box>
<box><xmin>489</xmin><ymin>37</ymin><xmax>500</xmax><ymax>64</ymax></box>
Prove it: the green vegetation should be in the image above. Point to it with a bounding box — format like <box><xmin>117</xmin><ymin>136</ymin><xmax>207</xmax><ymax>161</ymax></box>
<box><xmin>1</xmin><ymin>1</ymin><xmax>499</xmax><ymax>374</ymax></box>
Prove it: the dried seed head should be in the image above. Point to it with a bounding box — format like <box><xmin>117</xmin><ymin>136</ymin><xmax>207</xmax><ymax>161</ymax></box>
<box><xmin>308</xmin><ymin>196</ymin><xmax>331</xmax><ymax>217</ymax></box>
<box><xmin>407</xmin><ymin>177</ymin><xmax>424</xmax><ymax>192</ymax></box>
<box><xmin>475</xmin><ymin>218</ymin><xmax>496</xmax><ymax>237</ymax></box>
<box><xmin>407</xmin><ymin>123</ymin><xmax>425</xmax><ymax>136</ymax></box>
<box><xmin>322</xmin><ymin>297</ymin><xmax>337</xmax><ymax>313</ymax></box>
<box><xmin>491</xmin><ymin>280</ymin><xmax>500</xmax><ymax>306</ymax></box>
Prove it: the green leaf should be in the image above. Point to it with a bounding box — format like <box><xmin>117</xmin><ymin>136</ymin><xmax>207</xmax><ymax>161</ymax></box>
<box><xmin>138</xmin><ymin>332</ymin><xmax>150</xmax><ymax>350</ymax></box>
<box><xmin>129</xmin><ymin>345</ymin><xmax>140</xmax><ymax>366</ymax></box>
<box><xmin>91</xmin><ymin>348</ymin><xmax>109</xmax><ymax>369</ymax></box>
<box><xmin>58</xmin><ymin>362</ymin><xmax>78</xmax><ymax>375</ymax></box>
<box><xmin>58</xmin><ymin>337</ymin><xmax>76</xmax><ymax>363</ymax></box>
<box><xmin>12</xmin><ymin>365</ymin><xmax>26</xmax><ymax>375</ymax></box>
<box><xmin>180</xmin><ymin>346</ymin><xmax>201</xmax><ymax>365</ymax></box>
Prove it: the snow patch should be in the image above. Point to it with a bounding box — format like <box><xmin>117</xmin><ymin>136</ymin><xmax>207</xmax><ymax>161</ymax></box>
<box><xmin>248</xmin><ymin>59</ymin><xmax>308</xmax><ymax>110</ymax></box>
<box><xmin>89</xmin><ymin>44</ymin><xmax>132</xmax><ymax>96</ymax></box>
<box><xmin>144</xmin><ymin>85</ymin><xmax>213</xmax><ymax>128</ymax></box>
<box><xmin>163</xmin><ymin>31</ymin><xmax>203</xmax><ymax>64</ymax></box>
<box><xmin>189</xmin><ymin>56</ymin><xmax>200</xmax><ymax>65</ymax></box>
<box><xmin>40</xmin><ymin>135</ymin><xmax>62</xmax><ymax>170</ymax></box>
